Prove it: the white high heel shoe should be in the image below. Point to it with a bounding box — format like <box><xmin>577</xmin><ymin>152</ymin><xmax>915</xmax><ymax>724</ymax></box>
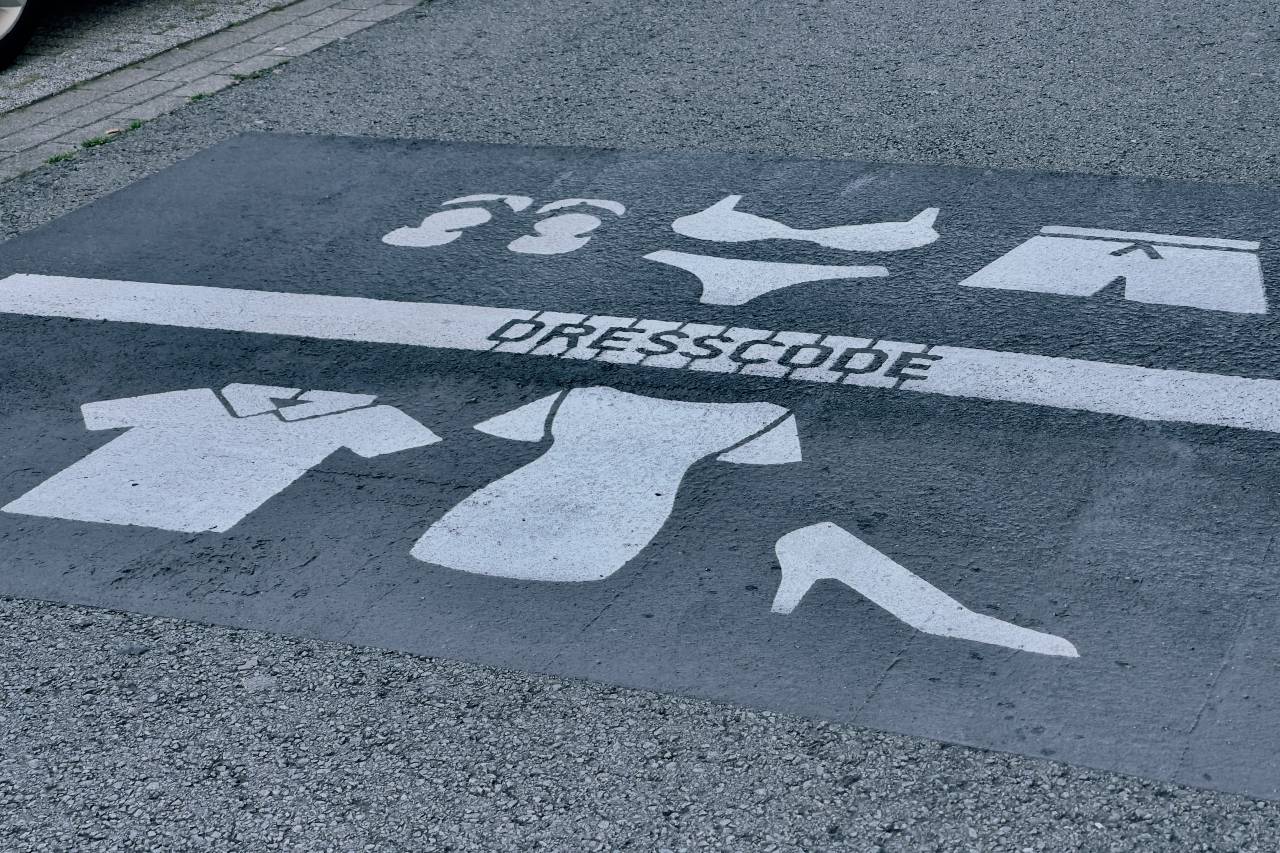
<box><xmin>773</xmin><ymin>522</ymin><xmax>1078</xmax><ymax>658</ymax></box>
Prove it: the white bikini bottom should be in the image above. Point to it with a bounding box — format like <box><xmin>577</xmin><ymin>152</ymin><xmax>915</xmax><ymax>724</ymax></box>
<box><xmin>644</xmin><ymin>249</ymin><xmax>887</xmax><ymax>306</ymax></box>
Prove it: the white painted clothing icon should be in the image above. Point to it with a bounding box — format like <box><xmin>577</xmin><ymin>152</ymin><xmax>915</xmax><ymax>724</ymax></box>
<box><xmin>643</xmin><ymin>249</ymin><xmax>888</xmax><ymax>306</ymax></box>
<box><xmin>672</xmin><ymin>195</ymin><xmax>941</xmax><ymax>252</ymax></box>
<box><xmin>650</xmin><ymin>195</ymin><xmax>941</xmax><ymax>305</ymax></box>
<box><xmin>507</xmin><ymin>199</ymin><xmax>627</xmax><ymax>255</ymax></box>
<box><xmin>382</xmin><ymin>194</ymin><xmax>534</xmax><ymax>247</ymax></box>
<box><xmin>2</xmin><ymin>384</ymin><xmax>440</xmax><ymax>533</ymax></box>
<box><xmin>383</xmin><ymin>194</ymin><xmax>625</xmax><ymax>255</ymax></box>
<box><xmin>959</xmin><ymin>226</ymin><xmax>1265</xmax><ymax>314</ymax></box>
<box><xmin>774</xmin><ymin>523</ymin><xmax>1077</xmax><ymax>657</ymax></box>
<box><xmin>412</xmin><ymin>386</ymin><xmax>802</xmax><ymax>581</ymax></box>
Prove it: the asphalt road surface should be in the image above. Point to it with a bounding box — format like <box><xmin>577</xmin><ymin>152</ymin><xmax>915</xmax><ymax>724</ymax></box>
<box><xmin>2</xmin><ymin>0</ymin><xmax>1280</xmax><ymax>850</ymax></box>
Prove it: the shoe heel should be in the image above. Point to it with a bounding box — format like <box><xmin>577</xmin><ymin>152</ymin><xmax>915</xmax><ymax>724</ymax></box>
<box><xmin>770</xmin><ymin>564</ymin><xmax>817</xmax><ymax>614</ymax></box>
<box><xmin>771</xmin><ymin>522</ymin><xmax>840</xmax><ymax>613</ymax></box>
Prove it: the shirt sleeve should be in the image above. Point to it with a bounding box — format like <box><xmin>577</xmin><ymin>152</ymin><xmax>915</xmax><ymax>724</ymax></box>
<box><xmin>81</xmin><ymin>388</ymin><xmax>223</xmax><ymax>431</ymax></box>
<box><xmin>331</xmin><ymin>405</ymin><xmax>442</xmax><ymax>458</ymax></box>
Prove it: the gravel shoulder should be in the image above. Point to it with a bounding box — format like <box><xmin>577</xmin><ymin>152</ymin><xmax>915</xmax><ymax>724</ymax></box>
<box><xmin>3</xmin><ymin>595</ymin><xmax>1278</xmax><ymax>852</ymax></box>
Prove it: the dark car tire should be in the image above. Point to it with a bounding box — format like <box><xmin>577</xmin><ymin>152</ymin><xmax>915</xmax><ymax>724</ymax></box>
<box><xmin>0</xmin><ymin>0</ymin><xmax>38</xmax><ymax>70</ymax></box>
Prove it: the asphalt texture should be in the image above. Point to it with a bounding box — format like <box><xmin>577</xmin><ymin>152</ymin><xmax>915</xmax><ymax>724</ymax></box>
<box><xmin>1</xmin><ymin>0</ymin><xmax>1280</xmax><ymax>849</ymax></box>
<box><xmin>5</xmin><ymin>133</ymin><xmax>1280</xmax><ymax>800</ymax></box>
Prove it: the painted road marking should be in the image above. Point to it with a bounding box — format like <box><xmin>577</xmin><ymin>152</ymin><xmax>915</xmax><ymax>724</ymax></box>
<box><xmin>642</xmin><ymin>249</ymin><xmax>889</xmax><ymax>305</ymax></box>
<box><xmin>3</xmin><ymin>378</ymin><xmax>1076</xmax><ymax>662</ymax></box>
<box><xmin>411</xmin><ymin>387</ymin><xmax>798</xmax><ymax>581</ymax></box>
<box><xmin>962</xmin><ymin>225</ymin><xmax>1267</xmax><ymax>313</ymax></box>
<box><xmin>381</xmin><ymin>182</ymin><xmax>1267</xmax><ymax>313</ymax></box>
<box><xmin>384</xmin><ymin>193</ymin><xmax>625</xmax><ymax>255</ymax></box>
<box><xmin>1</xmin><ymin>385</ymin><xmax>437</xmax><ymax>532</ymax></box>
<box><xmin>3</xmin><ymin>134</ymin><xmax>1280</xmax><ymax>798</ymax></box>
<box><xmin>670</xmin><ymin>195</ymin><xmax>941</xmax><ymax>251</ymax></box>
<box><xmin>4</xmin><ymin>273</ymin><xmax>1280</xmax><ymax>434</ymax></box>
<box><xmin>1039</xmin><ymin>225</ymin><xmax>1260</xmax><ymax>251</ymax></box>
<box><xmin>773</xmin><ymin>523</ymin><xmax>1078</xmax><ymax>657</ymax></box>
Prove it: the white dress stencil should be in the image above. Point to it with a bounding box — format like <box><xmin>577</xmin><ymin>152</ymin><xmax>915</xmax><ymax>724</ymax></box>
<box><xmin>413</xmin><ymin>386</ymin><xmax>801</xmax><ymax>581</ymax></box>
<box><xmin>774</xmin><ymin>523</ymin><xmax>1077</xmax><ymax>657</ymax></box>
<box><xmin>3</xmin><ymin>385</ymin><xmax>440</xmax><ymax>533</ymax></box>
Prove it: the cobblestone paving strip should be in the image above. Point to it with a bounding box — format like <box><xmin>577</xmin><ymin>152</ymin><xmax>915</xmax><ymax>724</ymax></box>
<box><xmin>0</xmin><ymin>0</ymin><xmax>417</xmax><ymax>181</ymax></box>
<box><xmin>1</xmin><ymin>0</ymin><xmax>288</xmax><ymax>112</ymax></box>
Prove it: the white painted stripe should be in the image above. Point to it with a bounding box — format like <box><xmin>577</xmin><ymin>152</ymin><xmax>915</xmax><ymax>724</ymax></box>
<box><xmin>925</xmin><ymin>345</ymin><xmax>1280</xmax><ymax>433</ymax></box>
<box><xmin>2</xmin><ymin>273</ymin><xmax>1278</xmax><ymax>435</ymax></box>
<box><xmin>0</xmin><ymin>273</ymin><xmax>523</xmax><ymax>351</ymax></box>
<box><xmin>1040</xmin><ymin>225</ymin><xmax>1260</xmax><ymax>251</ymax></box>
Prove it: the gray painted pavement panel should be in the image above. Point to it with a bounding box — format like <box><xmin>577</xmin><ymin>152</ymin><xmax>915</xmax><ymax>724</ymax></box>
<box><xmin>1</xmin><ymin>133</ymin><xmax>1278</xmax><ymax>797</ymax></box>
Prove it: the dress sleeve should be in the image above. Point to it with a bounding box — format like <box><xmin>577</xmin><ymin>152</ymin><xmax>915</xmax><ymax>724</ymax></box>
<box><xmin>81</xmin><ymin>388</ymin><xmax>222</xmax><ymax>431</ymax></box>
<box><xmin>717</xmin><ymin>414</ymin><xmax>802</xmax><ymax>465</ymax></box>
<box><xmin>471</xmin><ymin>391</ymin><xmax>566</xmax><ymax>442</ymax></box>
